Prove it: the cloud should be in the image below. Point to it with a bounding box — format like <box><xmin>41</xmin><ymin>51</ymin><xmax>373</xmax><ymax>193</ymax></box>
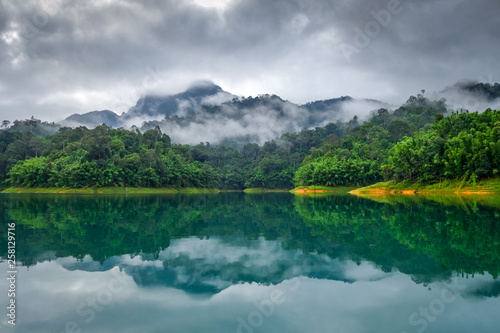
<box><xmin>147</xmin><ymin>96</ymin><xmax>310</xmax><ymax>144</ymax></box>
<box><xmin>3</xmin><ymin>250</ymin><xmax>500</xmax><ymax>333</ymax></box>
<box><xmin>1</xmin><ymin>0</ymin><xmax>500</xmax><ymax>122</ymax></box>
<box><xmin>57</xmin><ymin>237</ymin><xmax>392</xmax><ymax>295</ymax></box>
<box><xmin>200</xmin><ymin>91</ymin><xmax>235</xmax><ymax>105</ymax></box>
<box><xmin>338</xmin><ymin>99</ymin><xmax>391</xmax><ymax>122</ymax></box>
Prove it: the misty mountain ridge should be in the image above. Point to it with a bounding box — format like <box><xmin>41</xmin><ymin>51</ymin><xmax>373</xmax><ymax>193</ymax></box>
<box><xmin>124</xmin><ymin>80</ymin><xmax>234</xmax><ymax>119</ymax></box>
<box><xmin>61</xmin><ymin>81</ymin><xmax>234</xmax><ymax>128</ymax></box>
<box><xmin>58</xmin><ymin>80</ymin><xmax>500</xmax><ymax>145</ymax></box>
<box><xmin>60</xmin><ymin>81</ymin><xmax>388</xmax><ymax>145</ymax></box>
<box><xmin>442</xmin><ymin>81</ymin><xmax>500</xmax><ymax>101</ymax></box>
<box><xmin>432</xmin><ymin>81</ymin><xmax>500</xmax><ymax>113</ymax></box>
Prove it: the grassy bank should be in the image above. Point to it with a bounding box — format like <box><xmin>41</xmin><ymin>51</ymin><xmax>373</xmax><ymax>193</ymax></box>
<box><xmin>350</xmin><ymin>178</ymin><xmax>500</xmax><ymax>195</ymax></box>
<box><xmin>243</xmin><ymin>188</ymin><xmax>290</xmax><ymax>193</ymax></box>
<box><xmin>1</xmin><ymin>187</ymin><xmax>220</xmax><ymax>194</ymax></box>
<box><xmin>349</xmin><ymin>190</ymin><xmax>500</xmax><ymax>209</ymax></box>
<box><xmin>290</xmin><ymin>186</ymin><xmax>356</xmax><ymax>195</ymax></box>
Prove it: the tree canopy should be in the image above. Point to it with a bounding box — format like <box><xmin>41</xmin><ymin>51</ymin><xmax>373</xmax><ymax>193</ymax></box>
<box><xmin>1</xmin><ymin>97</ymin><xmax>498</xmax><ymax>189</ymax></box>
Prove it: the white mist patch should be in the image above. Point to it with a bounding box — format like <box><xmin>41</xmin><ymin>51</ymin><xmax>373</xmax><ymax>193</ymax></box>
<box><xmin>59</xmin><ymin>119</ymin><xmax>89</xmax><ymax>128</ymax></box>
<box><xmin>201</xmin><ymin>91</ymin><xmax>235</xmax><ymax>105</ymax></box>
<box><xmin>159</xmin><ymin>237</ymin><xmax>289</xmax><ymax>265</ymax></box>
<box><xmin>176</xmin><ymin>98</ymin><xmax>195</xmax><ymax>118</ymax></box>
<box><xmin>193</xmin><ymin>0</ymin><xmax>234</xmax><ymax>10</ymax></box>
<box><xmin>432</xmin><ymin>87</ymin><xmax>500</xmax><ymax>113</ymax></box>
<box><xmin>121</xmin><ymin>114</ymin><xmax>165</xmax><ymax>129</ymax></box>
<box><xmin>339</xmin><ymin>99</ymin><xmax>385</xmax><ymax>122</ymax></box>
<box><xmin>158</xmin><ymin>100</ymin><xmax>308</xmax><ymax>145</ymax></box>
<box><xmin>342</xmin><ymin>261</ymin><xmax>393</xmax><ymax>281</ymax></box>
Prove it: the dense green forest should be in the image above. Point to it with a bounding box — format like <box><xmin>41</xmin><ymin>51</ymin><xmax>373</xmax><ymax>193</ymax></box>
<box><xmin>388</xmin><ymin>109</ymin><xmax>500</xmax><ymax>183</ymax></box>
<box><xmin>295</xmin><ymin>106</ymin><xmax>500</xmax><ymax>187</ymax></box>
<box><xmin>1</xmin><ymin>92</ymin><xmax>499</xmax><ymax>190</ymax></box>
<box><xmin>0</xmin><ymin>121</ymin><xmax>343</xmax><ymax>189</ymax></box>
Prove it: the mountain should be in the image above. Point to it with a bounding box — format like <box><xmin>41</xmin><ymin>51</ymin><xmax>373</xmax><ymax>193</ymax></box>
<box><xmin>123</xmin><ymin>80</ymin><xmax>234</xmax><ymax>119</ymax></box>
<box><xmin>59</xmin><ymin>81</ymin><xmax>388</xmax><ymax>144</ymax></box>
<box><xmin>60</xmin><ymin>81</ymin><xmax>235</xmax><ymax>129</ymax></box>
<box><xmin>61</xmin><ymin>110</ymin><xmax>120</xmax><ymax>128</ymax></box>
<box><xmin>302</xmin><ymin>96</ymin><xmax>353</xmax><ymax>112</ymax></box>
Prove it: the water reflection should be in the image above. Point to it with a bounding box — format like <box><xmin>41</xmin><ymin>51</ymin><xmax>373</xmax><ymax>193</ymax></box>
<box><xmin>3</xmin><ymin>193</ymin><xmax>499</xmax><ymax>279</ymax></box>
<box><xmin>0</xmin><ymin>193</ymin><xmax>499</xmax><ymax>332</ymax></box>
<box><xmin>1</xmin><ymin>256</ymin><xmax>498</xmax><ymax>333</ymax></box>
<box><xmin>61</xmin><ymin>238</ymin><xmax>392</xmax><ymax>295</ymax></box>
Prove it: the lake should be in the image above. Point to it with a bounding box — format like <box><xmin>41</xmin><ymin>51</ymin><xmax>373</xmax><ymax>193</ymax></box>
<box><xmin>0</xmin><ymin>193</ymin><xmax>499</xmax><ymax>333</ymax></box>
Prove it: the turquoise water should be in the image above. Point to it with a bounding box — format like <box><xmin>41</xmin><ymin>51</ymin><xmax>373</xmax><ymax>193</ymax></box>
<box><xmin>0</xmin><ymin>193</ymin><xmax>499</xmax><ymax>332</ymax></box>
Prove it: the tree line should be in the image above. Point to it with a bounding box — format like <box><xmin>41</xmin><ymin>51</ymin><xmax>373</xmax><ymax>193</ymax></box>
<box><xmin>293</xmin><ymin>94</ymin><xmax>449</xmax><ymax>186</ymax></box>
<box><xmin>1</xmin><ymin>94</ymin><xmax>499</xmax><ymax>189</ymax></box>
<box><xmin>0</xmin><ymin>119</ymin><xmax>344</xmax><ymax>189</ymax></box>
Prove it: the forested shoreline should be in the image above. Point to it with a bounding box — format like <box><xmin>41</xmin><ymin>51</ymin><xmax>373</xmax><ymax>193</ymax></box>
<box><xmin>1</xmin><ymin>94</ymin><xmax>499</xmax><ymax>191</ymax></box>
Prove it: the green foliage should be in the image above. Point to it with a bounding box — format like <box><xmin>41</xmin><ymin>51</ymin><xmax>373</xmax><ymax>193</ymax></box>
<box><xmin>295</xmin><ymin>95</ymin><xmax>498</xmax><ymax>188</ymax></box>
<box><xmin>8</xmin><ymin>157</ymin><xmax>50</xmax><ymax>187</ymax></box>
<box><xmin>1</xmin><ymin>99</ymin><xmax>498</xmax><ymax>190</ymax></box>
<box><xmin>294</xmin><ymin>156</ymin><xmax>380</xmax><ymax>187</ymax></box>
<box><xmin>294</xmin><ymin>121</ymin><xmax>392</xmax><ymax>187</ymax></box>
<box><xmin>389</xmin><ymin>109</ymin><xmax>500</xmax><ymax>183</ymax></box>
<box><xmin>3</xmin><ymin>126</ymin><xmax>216</xmax><ymax>189</ymax></box>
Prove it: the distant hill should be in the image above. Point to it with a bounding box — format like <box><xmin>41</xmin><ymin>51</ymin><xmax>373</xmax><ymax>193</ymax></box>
<box><xmin>6</xmin><ymin>117</ymin><xmax>60</xmax><ymax>137</ymax></box>
<box><xmin>61</xmin><ymin>110</ymin><xmax>120</xmax><ymax>128</ymax></box>
<box><xmin>447</xmin><ymin>82</ymin><xmax>500</xmax><ymax>101</ymax></box>
<box><xmin>435</xmin><ymin>81</ymin><xmax>500</xmax><ymax>112</ymax></box>
<box><xmin>302</xmin><ymin>96</ymin><xmax>353</xmax><ymax>112</ymax></box>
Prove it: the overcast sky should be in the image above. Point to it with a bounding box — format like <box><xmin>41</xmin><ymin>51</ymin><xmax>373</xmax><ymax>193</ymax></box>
<box><xmin>1</xmin><ymin>0</ymin><xmax>499</xmax><ymax>122</ymax></box>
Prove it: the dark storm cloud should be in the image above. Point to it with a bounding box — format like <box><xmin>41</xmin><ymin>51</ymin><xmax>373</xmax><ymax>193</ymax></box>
<box><xmin>0</xmin><ymin>0</ymin><xmax>499</xmax><ymax>122</ymax></box>
<box><xmin>332</xmin><ymin>0</ymin><xmax>500</xmax><ymax>92</ymax></box>
<box><xmin>0</xmin><ymin>7</ymin><xmax>9</xmax><ymax>33</ymax></box>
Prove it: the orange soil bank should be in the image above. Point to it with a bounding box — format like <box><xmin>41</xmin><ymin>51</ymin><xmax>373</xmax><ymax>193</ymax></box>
<box><xmin>294</xmin><ymin>187</ymin><xmax>329</xmax><ymax>194</ymax></box>
<box><xmin>350</xmin><ymin>188</ymin><xmax>494</xmax><ymax>195</ymax></box>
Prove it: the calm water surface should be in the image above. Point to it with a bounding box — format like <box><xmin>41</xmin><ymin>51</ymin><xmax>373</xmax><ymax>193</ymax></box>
<box><xmin>0</xmin><ymin>193</ymin><xmax>499</xmax><ymax>333</ymax></box>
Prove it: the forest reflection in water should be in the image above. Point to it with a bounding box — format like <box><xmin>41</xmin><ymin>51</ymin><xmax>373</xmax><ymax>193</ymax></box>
<box><xmin>0</xmin><ymin>192</ymin><xmax>499</xmax><ymax>333</ymax></box>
